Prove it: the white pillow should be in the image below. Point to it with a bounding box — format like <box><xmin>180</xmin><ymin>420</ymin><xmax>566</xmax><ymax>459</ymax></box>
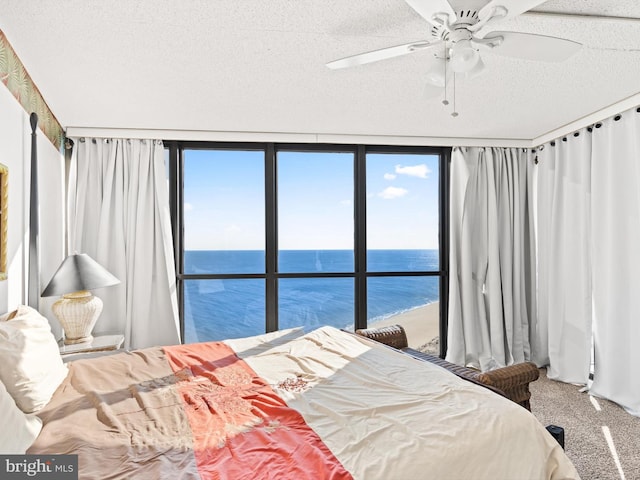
<box><xmin>0</xmin><ymin>305</ymin><xmax>68</xmax><ymax>413</ymax></box>
<box><xmin>0</xmin><ymin>379</ymin><xmax>42</xmax><ymax>453</ymax></box>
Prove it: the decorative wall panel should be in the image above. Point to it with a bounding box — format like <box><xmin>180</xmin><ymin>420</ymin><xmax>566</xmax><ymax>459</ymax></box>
<box><xmin>0</xmin><ymin>31</ymin><xmax>63</xmax><ymax>150</ymax></box>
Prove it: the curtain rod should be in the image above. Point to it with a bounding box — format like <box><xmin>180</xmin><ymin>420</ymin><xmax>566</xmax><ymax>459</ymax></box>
<box><xmin>532</xmin><ymin>107</ymin><xmax>640</xmax><ymax>151</ymax></box>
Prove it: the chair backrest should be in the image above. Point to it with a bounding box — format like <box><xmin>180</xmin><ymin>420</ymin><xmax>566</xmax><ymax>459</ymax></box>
<box><xmin>355</xmin><ymin>324</ymin><xmax>409</xmax><ymax>349</ymax></box>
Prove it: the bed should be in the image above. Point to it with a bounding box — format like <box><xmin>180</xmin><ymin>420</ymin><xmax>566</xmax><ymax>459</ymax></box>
<box><xmin>354</xmin><ymin>324</ymin><xmax>541</xmax><ymax>411</ymax></box>
<box><xmin>15</xmin><ymin>323</ymin><xmax>579</xmax><ymax>479</ymax></box>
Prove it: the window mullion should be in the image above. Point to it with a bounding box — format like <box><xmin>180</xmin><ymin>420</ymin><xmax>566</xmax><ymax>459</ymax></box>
<box><xmin>439</xmin><ymin>148</ymin><xmax>451</xmax><ymax>357</ymax></box>
<box><xmin>354</xmin><ymin>145</ymin><xmax>367</xmax><ymax>330</ymax></box>
<box><xmin>265</xmin><ymin>144</ymin><xmax>278</xmax><ymax>333</ymax></box>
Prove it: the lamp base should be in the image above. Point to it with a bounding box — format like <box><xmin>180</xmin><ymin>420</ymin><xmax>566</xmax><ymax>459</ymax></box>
<box><xmin>52</xmin><ymin>290</ymin><xmax>104</xmax><ymax>345</ymax></box>
<box><xmin>63</xmin><ymin>334</ymin><xmax>94</xmax><ymax>345</ymax></box>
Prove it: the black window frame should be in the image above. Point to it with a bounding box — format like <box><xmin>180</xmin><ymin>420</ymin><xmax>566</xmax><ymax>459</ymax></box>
<box><xmin>166</xmin><ymin>141</ymin><xmax>450</xmax><ymax>357</ymax></box>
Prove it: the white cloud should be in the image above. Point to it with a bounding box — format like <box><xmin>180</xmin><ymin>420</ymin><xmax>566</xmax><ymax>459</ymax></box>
<box><xmin>340</xmin><ymin>199</ymin><xmax>352</xmax><ymax>206</ymax></box>
<box><xmin>384</xmin><ymin>173</ymin><xmax>396</xmax><ymax>180</ymax></box>
<box><xmin>225</xmin><ymin>224</ymin><xmax>242</xmax><ymax>234</ymax></box>
<box><xmin>395</xmin><ymin>164</ymin><xmax>431</xmax><ymax>179</ymax></box>
<box><xmin>379</xmin><ymin>186</ymin><xmax>408</xmax><ymax>199</ymax></box>
<box><xmin>184</xmin><ymin>202</ymin><xmax>193</xmax><ymax>212</ymax></box>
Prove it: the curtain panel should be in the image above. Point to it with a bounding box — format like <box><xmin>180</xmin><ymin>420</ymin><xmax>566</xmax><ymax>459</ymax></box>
<box><xmin>67</xmin><ymin>138</ymin><xmax>180</xmax><ymax>349</ymax></box>
<box><xmin>447</xmin><ymin>147</ymin><xmax>537</xmax><ymax>371</ymax></box>
<box><xmin>535</xmin><ymin>133</ymin><xmax>592</xmax><ymax>384</ymax></box>
<box><xmin>536</xmin><ymin>107</ymin><xmax>640</xmax><ymax>415</ymax></box>
<box><xmin>590</xmin><ymin>109</ymin><xmax>640</xmax><ymax>416</ymax></box>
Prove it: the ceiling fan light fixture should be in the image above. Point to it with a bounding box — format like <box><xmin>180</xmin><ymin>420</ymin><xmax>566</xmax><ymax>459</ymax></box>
<box><xmin>462</xmin><ymin>55</ymin><xmax>485</xmax><ymax>79</ymax></box>
<box><xmin>425</xmin><ymin>57</ymin><xmax>448</xmax><ymax>87</ymax></box>
<box><xmin>450</xmin><ymin>39</ymin><xmax>480</xmax><ymax>73</ymax></box>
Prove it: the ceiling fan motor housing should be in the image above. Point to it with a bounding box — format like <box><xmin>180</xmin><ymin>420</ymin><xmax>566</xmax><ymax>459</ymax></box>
<box><xmin>431</xmin><ymin>10</ymin><xmax>480</xmax><ymax>43</ymax></box>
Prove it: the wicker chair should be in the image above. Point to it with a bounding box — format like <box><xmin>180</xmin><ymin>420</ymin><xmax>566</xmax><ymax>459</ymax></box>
<box><xmin>355</xmin><ymin>324</ymin><xmax>540</xmax><ymax>411</ymax></box>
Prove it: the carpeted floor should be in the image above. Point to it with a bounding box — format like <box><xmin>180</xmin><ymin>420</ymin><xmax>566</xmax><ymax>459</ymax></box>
<box><xmin>530</xmin><ymin>368</ymin><xmax>640</xmax><ymax>480</ymax></box>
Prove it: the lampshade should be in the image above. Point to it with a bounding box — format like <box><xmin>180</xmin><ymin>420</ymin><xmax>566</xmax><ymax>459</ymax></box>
<box><xmin>42</xmin><ymin>254</ymin><xmax>120</xmax><ymax>345</ymax></box>
<box><xmin>42</xmin><ymin>254</ymin><xmax>119</xmax><ymax>297</ymax></box>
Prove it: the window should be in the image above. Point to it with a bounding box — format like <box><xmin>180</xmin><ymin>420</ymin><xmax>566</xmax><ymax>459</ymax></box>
<box><xmin>167</xmin><ymin>143</ymin><xmax>449</xmax><ymax>354</ymax></box>
<box><xmin>181</xmin><ymin>148</ymin><xmax>265</xmax><ymax>343</ymax></box>
<box><xmin>365</xmin><ymin>152</ymin><xmax>442</xmax><ymax>348</ymax></box>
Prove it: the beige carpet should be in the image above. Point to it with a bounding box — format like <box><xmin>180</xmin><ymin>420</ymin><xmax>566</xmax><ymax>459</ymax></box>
<box><xmin>529</xmin><ymin>368</ymin><xmax>639</xmax><ymax>480</ymax></box>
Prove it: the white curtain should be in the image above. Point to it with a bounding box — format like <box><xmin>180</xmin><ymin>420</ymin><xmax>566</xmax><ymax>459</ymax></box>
<box><xmin>449</xmin><ymin>108</ymin><xmax>640</xmax><ymax>416</ymax></box>
<box><xmin>447</xmin><ymin>147</ymin><xmax>536</xmax><ymax>371</ymax></box>
<box><xmin>590</xmin><ymin>109</ymin><xmax>640</xmax><ymax>416</ymax></box>
<box><xmin>535</xmin><ymin>133</ymin><xmax>592</xmax><ymax>384</ymax></box>
<box><xmin>67</xmin><ymin>138</ymin><xmax>180</xmax><ymax>349</ymax></box>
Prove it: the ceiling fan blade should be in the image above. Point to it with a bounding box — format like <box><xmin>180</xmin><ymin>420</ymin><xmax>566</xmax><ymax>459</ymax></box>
<box><xmin>479</xmin><ymin>32</ymin><xmax>582</xmax><ymax>62</ymax></box>
<box><xmin>405</xmin><ymin>0</ymin><xmax>457</xmax><ymax>25</ymax></box>
<box><xmin>326</xmin><ymin>40</ymin><xmax>439</xmax><ymax>69</ymax></box>
<box><xmin>477</xmin><ymin>0</ymin><xmax>546</xmax><ymax>23</ymax></box>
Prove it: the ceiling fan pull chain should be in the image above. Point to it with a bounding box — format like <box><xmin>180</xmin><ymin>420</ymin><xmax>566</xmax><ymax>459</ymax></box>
<box><xmin>442</xmin><ymin>42</ymin><xmax>450</xmax><ymax>106</ymax></box>
<box><xmin>451</xmin><ymin>73</ymin><xmax>459</xmax><ymax>117</ymax></box>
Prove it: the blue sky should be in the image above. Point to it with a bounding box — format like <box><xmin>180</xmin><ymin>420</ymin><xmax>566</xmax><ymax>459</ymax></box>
<box><xmin>183</xmin><ymin>149</ymin><xmax>439</xmax><ymax>250</ymax></box>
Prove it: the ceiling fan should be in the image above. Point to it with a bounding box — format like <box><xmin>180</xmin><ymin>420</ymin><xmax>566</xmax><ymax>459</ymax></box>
<box><xmin>326</xmin><ymin>0</ymin><xmax>582</xmax><ymax>112</ymax></box>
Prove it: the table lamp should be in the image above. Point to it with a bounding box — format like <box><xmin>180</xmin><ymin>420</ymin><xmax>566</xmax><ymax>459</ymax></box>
<box><xmin>41</xmin><ymin>253</ymin><xmax>120</xmax><ymax>345</ymax></box>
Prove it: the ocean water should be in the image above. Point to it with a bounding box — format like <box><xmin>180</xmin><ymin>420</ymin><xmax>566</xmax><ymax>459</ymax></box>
<box><xmin>183</xmin><ymin>249</ymin><xmax>440</xmax><ymax>342</ymax></box>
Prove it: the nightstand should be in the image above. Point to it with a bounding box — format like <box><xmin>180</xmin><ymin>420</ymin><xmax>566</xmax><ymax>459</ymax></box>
<box><xmin>59</xmin><ymin>334</ymin><xmax>125</xmax><ymax>357</ymax></box>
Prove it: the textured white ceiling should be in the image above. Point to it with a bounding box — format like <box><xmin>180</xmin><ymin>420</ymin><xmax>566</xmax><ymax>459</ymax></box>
<box><xmin>1</xmin><ymin>0</ymin><xmax>639</xmax><ymax>144</ymax></box>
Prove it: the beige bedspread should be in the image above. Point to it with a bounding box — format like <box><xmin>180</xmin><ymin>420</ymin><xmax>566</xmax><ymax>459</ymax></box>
<box><xmin>29</xmin><ymin>326</ymin><xmax>580</xmax><ymax>479</ymax></box>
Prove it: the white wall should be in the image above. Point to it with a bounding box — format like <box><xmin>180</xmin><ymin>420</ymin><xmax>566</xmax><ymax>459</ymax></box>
<box><xmin>0</xmin><ymin>84</ymin><xmax>65</xmax><ymax>337</ymax></box>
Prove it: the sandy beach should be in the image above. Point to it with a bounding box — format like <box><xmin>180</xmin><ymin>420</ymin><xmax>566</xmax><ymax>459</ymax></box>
<box><xmin>369</xmin><ymin>301</ymin><xmax>440</xmax><ymax>349</ymax></box>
